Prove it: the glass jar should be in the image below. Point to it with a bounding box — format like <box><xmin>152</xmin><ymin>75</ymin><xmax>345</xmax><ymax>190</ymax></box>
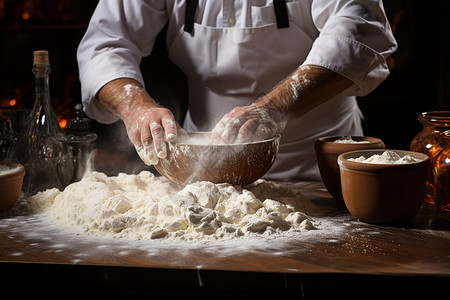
<box><xmin>57</xmin><ymin>103</ymin><xmax>97</xmax><ymax>186</ymax></box>
<box><xmin>0</xmin><ymin>109</ymin><xmax>30</xmax><ymax>160</ymax></box>
<box><xmin>410</xmin><ymin>111</ymin><xmax>450</xmax><ymax>204</ymax></box>
<box><xmin>434</xmin><ymin>130</ymin><xmax>450</xmax><ymax>213</ymax></box>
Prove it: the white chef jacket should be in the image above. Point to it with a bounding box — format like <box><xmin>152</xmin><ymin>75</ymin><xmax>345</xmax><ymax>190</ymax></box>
<box><xmin>77</xmin><ymin>0</ymin><xmax>397</xmax><ymax>180</ymax></box>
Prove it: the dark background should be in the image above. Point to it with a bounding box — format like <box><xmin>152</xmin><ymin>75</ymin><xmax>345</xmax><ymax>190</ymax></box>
<box><xmin>0</xmin><ymin>0</ymin><xmax>449</xmax><ymax>173</ymax></box>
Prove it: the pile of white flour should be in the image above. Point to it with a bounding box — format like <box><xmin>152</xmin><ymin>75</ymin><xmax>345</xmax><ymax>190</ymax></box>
<box><xmin>27</xmin><ymin>171</ymin><xmax>317</xmax><ymax>241</ymax></box>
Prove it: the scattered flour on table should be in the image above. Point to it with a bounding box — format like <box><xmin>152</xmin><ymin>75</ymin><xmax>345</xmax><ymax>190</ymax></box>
<box><xmin>347</xmin><ymin>150</ymin><xmax>423</xmax><ymax>164</ymax></box>
<box><xmin>26</xmin><ymin>171</ymin><xmax>317</xmax><ymax>241</ymax></box>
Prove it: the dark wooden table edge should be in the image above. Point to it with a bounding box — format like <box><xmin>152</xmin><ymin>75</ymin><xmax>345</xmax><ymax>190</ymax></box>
<box><xmin>2</xmin><ymin>260</ymin><xmax>449</xmax><ymax>298</ymax></box>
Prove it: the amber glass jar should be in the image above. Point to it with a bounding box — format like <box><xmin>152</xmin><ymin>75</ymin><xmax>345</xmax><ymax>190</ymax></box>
<box><xmin>434</xmin><ymin>130</ymin><xmax>450</xmax><ymax>213</ymax></box>
<box><xmin>410</xmin><ymin>111</ymin><xmax>450</xmax><ymax>204</ymax></box>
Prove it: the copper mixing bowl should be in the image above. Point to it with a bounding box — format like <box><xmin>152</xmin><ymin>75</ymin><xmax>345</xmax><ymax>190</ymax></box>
<box><xmin>155</xmin><ymin>132</ymin><xmax>281</xmax><ymax>186</ymax></box>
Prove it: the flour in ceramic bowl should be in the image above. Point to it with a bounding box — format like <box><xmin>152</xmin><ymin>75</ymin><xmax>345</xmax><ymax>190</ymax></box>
<box><xmin>0</xmin><ymin>164</ymin><xmax>21</xmax><ymax>177</ymax></box>
<box><xmin>333</xmin><ymin>136</ymin><xmax>370</xmax><ymax>144</ymax></box>
<box><xmin>348</xmin><ymin>150</ymin><xmax>423</xmax><ymax>164</ymax></box>
<box><xmin>26</xmin><ymin>171</ymin><xmax>317</xmax><ymax>241</ymax></box>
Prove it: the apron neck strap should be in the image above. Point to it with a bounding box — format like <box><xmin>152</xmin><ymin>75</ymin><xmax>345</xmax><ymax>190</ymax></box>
<box><xmin>184</xmin><ymin>0</ymin><xmax>289</xmax><ymax>34</ymax></box>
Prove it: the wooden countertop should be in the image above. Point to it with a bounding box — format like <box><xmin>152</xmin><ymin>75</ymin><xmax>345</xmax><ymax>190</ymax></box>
<box><xmin>1</xmin><ymin>181</ymin><xmax>449</xmax><ymax>297</ymax></box>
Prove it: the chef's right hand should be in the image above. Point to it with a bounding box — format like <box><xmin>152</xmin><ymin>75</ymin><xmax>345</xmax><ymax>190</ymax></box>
<box><xmin>98</xmin><ymin>79</ymin><xmax>183</xmax><ymax>166</ymax></box>
<box><xmin>124</xmin><ymin>103</ymin><xmax>180</xmax><ymax>166</ymax></box>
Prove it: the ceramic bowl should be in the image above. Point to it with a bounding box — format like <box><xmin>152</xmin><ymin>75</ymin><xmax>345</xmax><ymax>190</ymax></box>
<box><xmin>314</xmin><ymin>136</ymin><xmax>385</xmax><ymax>201</ymax></box>
<box><xmin>338</xmin><ymin>149</ymin><xmax>429</xmax><ymax>224</ymax></box>
<box><xmin>155</xmin><ymin>132</ymin><xmax>281</xmax><ymax>186</ymax></box>
<box><xmin>0</xmin><ymin>161</ymin><xmax>25</xmax><ymax>212</ymax></box>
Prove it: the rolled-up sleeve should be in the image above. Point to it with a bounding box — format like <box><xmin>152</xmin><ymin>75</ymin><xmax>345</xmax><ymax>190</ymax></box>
<box><xmin>303</xmin><ymin>0</ymin><xmax>397</xmax><ymax>96</ymax></box>
<box><xmin>77</xmin><ymin>0</ymin><xmax>168</xmax><ymax>124</ymax></box>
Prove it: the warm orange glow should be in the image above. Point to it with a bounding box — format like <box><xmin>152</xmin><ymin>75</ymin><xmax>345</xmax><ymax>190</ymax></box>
<box><xmin>22</xmin><ymin>12</ymin><xmax>30</xmax><ymax>20</ymax></box>
<box><xmin>59</xmin><ymin>119</ymin><xmax>68</xmax><ymax>129</ymax></box>
<box><xmin>0</xmin><ymin>1</ymin><xmax>5</xmax><ymax>18</ymax></box>
<box><xmin>9</xmin><ymin>99</ymin><xmax>17</xmax><ymax>106</ymax></box>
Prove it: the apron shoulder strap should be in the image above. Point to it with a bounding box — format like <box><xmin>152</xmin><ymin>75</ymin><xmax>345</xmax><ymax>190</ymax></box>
<box><xmin>184</xmin><ymin>0</ymin><xmax>289</xmax><ymax>34</ymax></box>
<box><xmin>184</xmin><ymin>0</ymin><xmax>198</xmax><ymax>34</ymax></box>
<box><xmin>273</xmin><ymin>0</ymin><xmax>289</xmax><ymax>29</ymax></box>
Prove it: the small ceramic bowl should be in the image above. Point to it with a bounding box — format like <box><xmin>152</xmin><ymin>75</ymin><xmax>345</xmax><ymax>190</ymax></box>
<box><xmin>0</xmin><ymin>161</ymin><xmax>25</xmax><ymax>212</ymax></box>
<box><xmin>314</xmin><ymin>136</ymin><xmax>385</xmax><ymax>201</ymax></box>
<box><xmin>338</xmin><ymin>149</ymin><xmax>429</xmax><ymax>224</ymax></box>
<box><xmin>155</xmin><ymin>132</ymin><xmax>281</xmax><ymax>186</ymax></box>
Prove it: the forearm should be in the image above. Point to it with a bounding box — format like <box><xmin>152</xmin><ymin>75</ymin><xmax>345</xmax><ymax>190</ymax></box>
<box><xmin>256</xmin><ymin>65</ymin><xmax>354</xmax><ymax>119</ymax></box>
<box><xmin>97</xmin><ymin>78</ymin><xmax>160</xmax><ymax>121</ymax></box>
<box><xmin>211</xmin><ymin>65</ymin><xmax>354</xmax><ymax>143</ymax></box>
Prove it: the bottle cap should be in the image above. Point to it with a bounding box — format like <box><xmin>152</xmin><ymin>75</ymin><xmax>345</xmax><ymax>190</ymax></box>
<box><xmin>33</xmin><ymin>50</ymin><xmax>49</xmax><ymax>66</ymax></box>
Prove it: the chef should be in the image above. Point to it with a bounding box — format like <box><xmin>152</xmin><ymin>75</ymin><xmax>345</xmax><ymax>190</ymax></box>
<box><xmin>77</xmin><ymin>0</ymin><xmax>397</xmax><ymax>180</ymax></box>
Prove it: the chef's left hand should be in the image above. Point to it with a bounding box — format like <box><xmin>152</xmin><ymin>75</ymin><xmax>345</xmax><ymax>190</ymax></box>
<box><xmin>211</xmin><ymin>104</ymin><xmax>288</xmax><ymax>144</ymax></box>
<box><xmin>212</xmin><ymin>65</ymin><xmax>355</xmax><ymax>144</ymax></box>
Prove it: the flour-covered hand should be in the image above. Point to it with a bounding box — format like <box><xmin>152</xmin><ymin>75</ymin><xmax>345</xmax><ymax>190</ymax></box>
<box><xmin>98</xmin><ymin>79</ymin><xmax>186</xmax><ymax>166</ymax></box>
<box><xmin>211</xmin><ymin>104</ymin><xmax>288</xmax><ymax>144</ymax></box>
<box><xmin>124</xmin><ymin>105</ymin><xmax>180</xmax><ymax>165</ymax></box>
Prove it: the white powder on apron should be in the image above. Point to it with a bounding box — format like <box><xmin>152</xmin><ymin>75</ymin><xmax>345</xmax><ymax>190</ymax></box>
<box><xmin>26</xmin><ymin>171</ymin><xmax>317</xmax><ymax>241</ymax></box>
<box><xmin>348</xmin><ymin>150</ymin><xmax>422</xmax><ymax>164</ymax></box>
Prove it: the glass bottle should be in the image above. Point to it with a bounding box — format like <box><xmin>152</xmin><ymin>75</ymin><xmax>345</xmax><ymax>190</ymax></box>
<box><xmin>410</xmin><ymin>111</ymin><xmax>450</xmax><ymax>204</ymax></box>
<box><xmin>434</xmin><ymin>130</ymin><xmax>450</xmax><ymax>213</ymax></box>
<box><xmin>7</xmin><ymin>50</ymin><xmax>70</xmax><ymax>195</ymax></box>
